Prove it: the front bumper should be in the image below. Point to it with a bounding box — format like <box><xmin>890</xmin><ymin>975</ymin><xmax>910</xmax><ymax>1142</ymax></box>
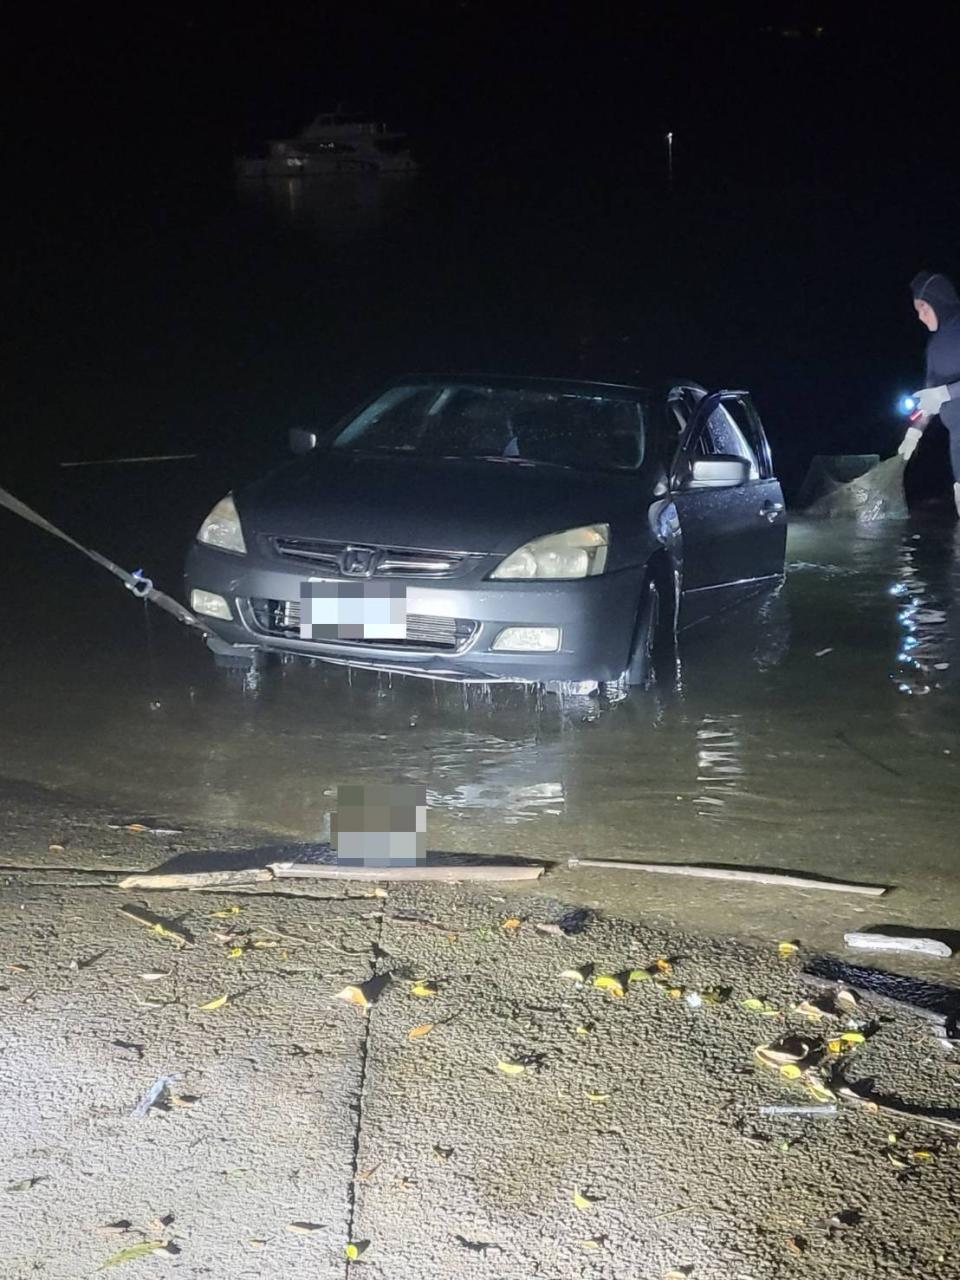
<box><xmin>185</xmin><ymin>543</ymin><xmax>645</xmax><ymax>683</ymax></box>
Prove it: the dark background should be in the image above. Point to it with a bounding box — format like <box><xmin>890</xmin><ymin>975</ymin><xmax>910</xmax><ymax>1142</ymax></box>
<box><xmin>3</xmin><ymin>2</ymin><xmax>959</xmax><ymax>502</ymax></box>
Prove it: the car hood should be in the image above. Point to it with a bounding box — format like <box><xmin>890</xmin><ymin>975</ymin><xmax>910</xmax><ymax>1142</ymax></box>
<box><xmin>240</xmin><ymin>450</ymin><xmax>649</xmax><ymax>555</ymax></box>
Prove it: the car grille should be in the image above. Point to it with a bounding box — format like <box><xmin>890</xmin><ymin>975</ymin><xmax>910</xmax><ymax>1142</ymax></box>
<box><xmin>269</xmin><ymin>536</ymin><xmax>476</xmax><ymax>578</ymax></box>
<box><xmin>248</xmin><ymin>599</ymin><xmax>477</xmax><ymax>652</ymax></box>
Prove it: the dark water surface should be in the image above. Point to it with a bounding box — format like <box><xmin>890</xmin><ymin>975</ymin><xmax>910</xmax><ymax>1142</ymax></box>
<box><xmin>2</xmin><ymin>174</ymin><xmax>958</xmax><ymax>951</ymax></box>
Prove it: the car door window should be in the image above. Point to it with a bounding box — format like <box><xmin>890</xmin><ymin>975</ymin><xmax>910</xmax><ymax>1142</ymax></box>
<box><xmin>694</xmin><ymin>404</ymin><xmax>760</xmax><ymax>480</ymax></box>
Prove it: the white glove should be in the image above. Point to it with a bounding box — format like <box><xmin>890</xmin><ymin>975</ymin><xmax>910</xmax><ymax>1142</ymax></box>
<box><xmin>898</xmin><ymin>426</ymin><xmax>923</xmax><ymax>461</ymax></box>
<box><xmin>914</xmin><ymin>385</ymin><xmax>950</xmax><ymax>416</ymax></box>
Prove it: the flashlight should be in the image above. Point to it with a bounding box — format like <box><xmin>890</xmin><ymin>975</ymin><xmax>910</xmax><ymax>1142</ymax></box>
<box><xmin>898</xmin><ymin>394</ymin><xmax>923</xmax><ymax>422</ymax></box>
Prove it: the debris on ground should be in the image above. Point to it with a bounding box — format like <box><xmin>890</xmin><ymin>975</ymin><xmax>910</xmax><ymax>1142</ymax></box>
<box><xmin>118</xmin><ymin>905</ymin><xmax>192</xmax><ymax>948</ymax></box>
<box><xmin>131</xmin><ymin>1074</ymin><xmax>179</xmax><ymax>1118</ymax></box>
<box><xmin>101</xmin><ymin>1240</ymin><xmax>179</xmax><ymax>1268</ymax></box>
<box><xmin>843</xmin><ymin>931</ymin><xmax>952</xmax><ymax>958</ymax></box>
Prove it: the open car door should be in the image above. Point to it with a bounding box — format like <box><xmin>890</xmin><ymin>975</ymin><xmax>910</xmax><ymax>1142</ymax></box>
<box><xmin>667</xmin><ymin>388</ymin><xmax>786</xmax><ymax>625</ymax></box>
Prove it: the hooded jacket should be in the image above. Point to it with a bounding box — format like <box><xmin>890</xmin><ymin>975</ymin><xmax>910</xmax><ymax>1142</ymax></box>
<box><xmin>911</xmin><ymin>270</ymin><xmax>960</xmax><ymax>431</ymax></box>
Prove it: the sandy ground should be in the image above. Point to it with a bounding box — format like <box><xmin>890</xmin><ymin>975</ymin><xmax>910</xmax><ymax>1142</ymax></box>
<box><xmin>3</xmin><ymin>784</ymin><xmax>960</xmax><ymax>1279</ymax></box>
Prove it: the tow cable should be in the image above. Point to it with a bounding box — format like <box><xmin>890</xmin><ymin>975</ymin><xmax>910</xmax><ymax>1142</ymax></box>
<box><xmin>0</xmin><ymin>483</ymin><xmax>220</xmax><ymax>642</ymax></box>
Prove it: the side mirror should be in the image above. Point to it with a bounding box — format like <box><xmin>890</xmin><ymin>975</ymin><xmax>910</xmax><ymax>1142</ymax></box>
<box><xmin>686</xmin><ymin>454</ymin><xmax>751</xmax><ymax>489</ymax></box>
<box><xmin>289</xmin><ymin>428</ymin><xmax>318</xmax><ymax>455</ymax></box>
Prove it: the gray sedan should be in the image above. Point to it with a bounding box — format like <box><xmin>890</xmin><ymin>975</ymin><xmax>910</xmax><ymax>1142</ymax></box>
<box><xmin>185</xmin><ymin>375</ymin><xmax>786</xmax><ymax>699</ymax></box>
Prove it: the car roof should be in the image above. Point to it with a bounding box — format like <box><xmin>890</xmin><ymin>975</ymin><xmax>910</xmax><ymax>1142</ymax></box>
<box><xmin>391</xmin><ymin>373</ymin><xmax>651</xmax><ymax>397</ymax></box>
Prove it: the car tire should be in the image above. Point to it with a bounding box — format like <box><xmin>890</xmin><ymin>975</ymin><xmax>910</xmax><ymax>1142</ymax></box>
<box><xmin>598</xmin><ymin>569</ymin><xmax>667</xmax><ymax>702</ymax></box>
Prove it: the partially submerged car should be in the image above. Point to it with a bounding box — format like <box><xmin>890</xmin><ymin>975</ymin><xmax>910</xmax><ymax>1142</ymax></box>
<box><xmin>185</xmin><ymin>375</ymin><xmax>786</xmax><ymax>699</ymax></box>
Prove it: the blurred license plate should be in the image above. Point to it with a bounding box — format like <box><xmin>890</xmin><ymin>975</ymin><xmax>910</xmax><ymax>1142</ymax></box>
<box><xmin>299</xmin><ymin>580</ymin><xmax>407</xmax><ymax>641</ymax></box>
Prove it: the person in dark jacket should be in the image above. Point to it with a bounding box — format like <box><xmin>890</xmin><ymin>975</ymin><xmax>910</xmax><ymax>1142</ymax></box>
<box><xmin>900</xmin><ymin>270</ymin><xmax>960</xmax><ymax>514</ymax></box>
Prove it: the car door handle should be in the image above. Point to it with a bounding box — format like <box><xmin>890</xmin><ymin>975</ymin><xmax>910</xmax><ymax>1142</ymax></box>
<box><xmin>760</xmin><ymin>500</ymin><xmax>784</xmax><ymax>522</ymax></box>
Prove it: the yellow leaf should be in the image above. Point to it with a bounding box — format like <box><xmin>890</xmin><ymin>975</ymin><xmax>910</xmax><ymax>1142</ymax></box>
<box><xmin>496</xmin><ymin>1059</ymin><xmax>525</xmax><ymax>1075</ymax></box>
<box><xmin>501</xmin><ymin>917</ymin><xmax>522</xmax><ymax>931</ymax></box>
<box><xmin>576</xmin><ymin>1025</ymin><xmax>592</xmax><ymax>1036</ymax></box>
<box><xmin>228</xmin><ymin>947</ymin><xmax>245</xmax><ymax>959</ymax></box>
<box><xmin>912</xmin><ymin>1150</ymin><xmax>935</xmax><ymax>1162</ymax></box>
<box><xmin>410</xmin><ymin>981</ymin><xmax>438</xmax><ymax>998</ymax></box>
<box><xmin>777</xmin><ymin>941</ymin><xmax>799</xmax><ymax>958</ymax></box>
<box><xmin>593</xmin><ymin>975</ymin><xmax>625</xmax><ymax>998</ymax></box>
<box><xmin>125</xmin><ymin>823</ymin><xmax>149</xmax><ymax>833</ymax></box>
<box><xmin>101</xmin><ymin>1241</ymin><xmax>174</xmax><ymax>1268</ymax></box>
<box><xmin>665</xmin><ymin>987</ymin><xmax>684</xmax><ymax>999</ymax></box>
<box><xmin>335</xmin><ymin>984</ymin><xmax>371</xmax><ymax>1010</ymax></box>
<box><xmin>827</xmin><ymin>1039</ymin><xmax>843</xmax><ymax>1054</ymax></box>
<box><xmin>573</xmin><ymin>1188</ymin><xmax>601</xmax><ymax>1210</ymax></box>
<box><xmin>655</xmin><ymin>957</ymin><xmax>673</xmax><ymax>974</ymax></box>
<box><xmin>345</xmin><ymin>1240</ymin><xmax>369</xmax><ymax>1260</ymax></box>
<box><xmin>560</xmin><ymin>968</ymin><xmax>588</xmax><ymax>983</ymax></box>
<box><xmin>779</xmin><ymin>1064</ymin><xmax>803</xmax><ymax>1080</ymax></box>
<box><xmin>741</xmin><ymin>998</ymin><xmax>765</xmax><ymax>1011</ymax></box>
<box><xmin>251</xmin><ymin>940</ymin><xmax>279</xmax><ymax>949</ymax></box>
<box><xmin>627</xmin><ymin>969</ymin><xmax>650</xmax><ymax>983</ymax></box>
<box><xmin>585</xmin><ymin>1091</ymin><xmax>609</xmax><ymax>1102</ymax></box>
<box><xmin>198</xmin><ymin>994</ymin><xmax>229</xmax><ymax>1011</ymax></box>
<box><xmin>803</xmin><ymin>1074</ymin><xmax>836</xmax><ymax>1103</ymax></box>
<box><xmin>840</xmin><ymin>1032</ymin><xmax>865</xmax><ymax>1045</ymax></box>
<box><xmin>209</xmin><ymin>906</ymin><xmax>243</xmax><ymax>918</ymax></box>
<box><xmin>408</xmin><ymin>1023</ymin><xmax>435</xmax><ymax>1040</ymax></box>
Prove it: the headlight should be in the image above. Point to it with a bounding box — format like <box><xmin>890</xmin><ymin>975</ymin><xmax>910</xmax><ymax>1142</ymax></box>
<box><xmin>197</xmin><ymin>494</ymin><xmax>247</xmax><ymax>554</ymax></box>
<box><xmin>490</xmin><ymin>523</ymin><xmax>609</xmax><ymax>580</ymax></box>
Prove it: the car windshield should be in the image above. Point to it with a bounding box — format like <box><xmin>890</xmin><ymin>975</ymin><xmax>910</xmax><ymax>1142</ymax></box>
<box><xmin>330</xmin><ymin>382</ymin><xmax>646</xmax><ymax>473</ymax></box>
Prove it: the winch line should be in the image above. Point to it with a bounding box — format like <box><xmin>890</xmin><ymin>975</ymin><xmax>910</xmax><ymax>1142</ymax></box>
<box><xmin>0</xmin><ymin>483</ymin><xmax>219</xmax><ymax>640</ymax></box>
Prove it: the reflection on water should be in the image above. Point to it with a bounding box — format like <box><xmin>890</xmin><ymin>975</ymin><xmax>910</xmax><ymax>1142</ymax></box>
<box><xmin>891</xmin><ymin>532</ymin><xmax>954</xmax><ymax>697</ymax></box>
<box><xmin>692</xmin><ymin>716</ymin><xmax>745</xmax><ymax>822</ymax></box>
<box><xmin>237</xmin><ymin>174</ymin><xmax>423</xmax><ymax>244</ymax></box>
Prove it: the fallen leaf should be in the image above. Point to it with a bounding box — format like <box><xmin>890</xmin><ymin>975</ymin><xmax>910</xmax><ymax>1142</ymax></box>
<box><xmin>432</xmin><ymin>1145</ymin><xmax>454</xmax><ymax>1161</ymax></box>
<box><xmin>534</xmin><ymin>923</ymin><xmax>565</xmax><ymax>937</ymax></box>
<box><xmin>496</xmin><ymin>1059</ymin><xmax>526</xmax><ymax>1076</ymax></box>
<box><xmin>665</xmin><ymin>1271</ymin><xmax>694</xmax><ymax>1280</ymax></box>
<box><xmin>197</xmin><ymin>994</ymin><xmax>230</xmax><ymax>1011</ymax></box>
<box><xmin>827</xmin><ymin>1039</ymin><xmax>843</xmax><ymax>1054</ymax></box>
<box><xmin>100</xmin><ymin>1241</ymin><xmax>175</xmax><ymax>1268</ymax></box>
<box><xmin>251</xmin><ymin>940</ymin><xmax>279</xmax><ymax>950</ymax></box>
<box><xmin>345</xmin><ymin>1240</ymin><xmax>370</xmax><ymax>1260</ymax></box>
<box><xmin>627</xmin><ymin>968</ymin><xmax>651</xmax><ymax>983</ymax></box>
<box><xmin>576</xmin><ymin>1025</ymin><xmax>592</xmax><ymax>1036</ymax></box>
<box><xmin>125</xmin><ymin>823</ymin><xmax>149</xmax><ymax>833</ymax></box>
<box><xmin>5</xmin><ymin>1176</ymin><xmax>44</xmax><ymax>1192</ymax></box>
<box><xmin>228</xmin><ymin>947</ymin><xmax>245</xmax><ymax>959</ymax></box>
<box><xmin>170</xmin><ymin>1094</ymin><xmax>200</xmax><ymax>1107</ymax></box>
<box><xmin>501</xmin><ymin>917</ymin><xmax>522</xmax><ymax>931</ymax></box>
<box><xmin>95</xmin><ymin>1222</ymin><xmax>133</xmax><ymax>1236</ymax></box>
<box><xmin>802</xmin><ymin>1071</ymin><xmax>836</xmax><ymax>1103</ymax></box>
<box><xmin>911</xmin><ymin>1150</ymin><xmax>935</xmax><ymax>1162</ymax></box>
<box><xmin>573</xmin><ymin>1187</ymin><xmax>601</xmax><ymax>1210</ymax></box>
<box><xmin>209</xmin><ymin>906</ymin><xmax>243</xmax><ymax>918</ymax></box>
<box><xmin>786</xmin><ymin>1236</ymin><xmax>807</xmax><ymax>1256</ymax></box>
<box><xmin>665</xmin><ymin>986</ymin><xmax>684</xmax><ymax>999</ymax></box>
<box><xmin>755</xmin><ymin>1038</ymin><xmax>810</xmax><ymax>1068</ymax></box>
<box><xmin>119</xmin><ymin>906</ymin><xmax>190</xmax><ymax>948</ymax></box>
<box><xmin>593</xmin><ymin>975</ymin><xmax>625</xmax><ymax>998</ymax></box>
<box><xmin>840</xmin><ymin>1032</ymin><xmax>866</xmax><ymax>1045</ymax></box>
<box><xmin>335</xmin><ymin>985</ymin><xmax>371</xmax><ymax>1010</ymax></box>
<box><xmin>701</xmin><ymin>988</ymin><xmax>731</xmax><ymax>1005</ymax></box>
<box><xmin>779</xmin><ymin>1064</ymin><xmax>803</xmax><ymax>1080</ymax></box>
<box><xmin>887</xmin><ymin>1152</ymin><xmax>909</xmax><ymax>1169</ymax></box>
<box><xmin>48</xmin><ymin>843</ymin><xmax>65</xmax><ymax>853</ymax></box>
<box><xmin>287</xmin><ymin>1221</ymin><xmax>324</xmax><ymax>1234</ymax></box>
<box><xmin>249</xmin><ymin>1239</ymin><xmax>267</xmax><ymax>1249</ymax></box>
<box><xmin>793</xmin><ymin>1000</ymin><xmax>826</xmax><ymax>1023</ymax></box>
<box><xmin>9</xmin><ymin>964</ymin><xmax>29</xmax><ymax>973</ymax></box>
<box><xmin>560</xmin><ymin>967</ymin><xmax>589</xmax><ymax>983</ymax></box>
<box><xmin>580</xmin><ymin>1235</ymin><xmax>607</xmax><ymax>1250</ymax></box>
<box><xmin>139</xmin><ymin>972</ymin><xmax>170</xmax><ymax>982</ymax></box>
<box><xmin>408</xmin><ymin>1023</ymin><xmax>435</xmax><ymax>1040</ymax></box>
<box><xmin>835</xmin><ymin>988</ymin><xmax>859</xmax><ymax>1013</ymax></box>
<box><xmin>146</xmin><ymin>1215</ymin><xmax>174</xmax><ymax>1234</ymax></box>
<box><xmin>585</xmin><ymin>1091</ymin><xmax>609</xmax><ymax>1102</ymax></box>
<box><xmin>410</xmin><ymin>981</ymin><xmax>438</xmax><ymax>998</ymax></box>
<box><xmin>655</xmin><ymin>957</ymin><xmax>673</xmax><ymax>974</ymax></box>
<box><xmin>777</xmin><ymin>941</ymin><xmax>799</xmax><ymax>959</ymax></box>
<box><xmin>741</xmin><ymin>998</ymin><xmax>780</xmax><ymax>1017</ymax></box>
